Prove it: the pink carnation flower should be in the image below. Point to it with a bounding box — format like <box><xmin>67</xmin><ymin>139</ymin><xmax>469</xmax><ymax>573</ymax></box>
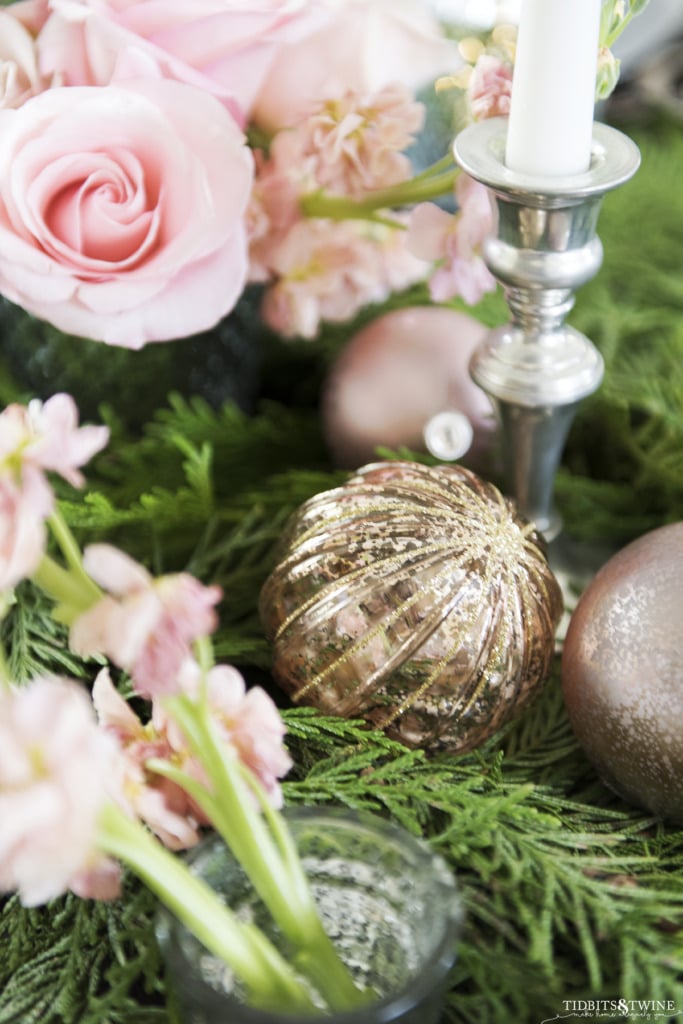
<box><xmin>407</xmin><ymin>174</ymin><xmax>496</xmax><ymax>306</ymax></box>
<box><xmin>0</xmin><ymin>675</ymin><xmax>122</xmax><ymax>906</ymax></box>
<box><xmin>259</xmin><ymin>218</ymin><xmax>423</xmax><ymax>340</ymax></box>
<box><xmin>467</xmin><ymin>54</ymin><xmax>513</xmax><ymax>122</ymax></box>
<box><xmin>272</xmin><ymin>84</ymin><xmax>424</xmax><ymax>198</ymax></box>
<box><xmin>70</xmin><ymin>545</ymin><xmax>222</xmax><ymax>698</ymax></box>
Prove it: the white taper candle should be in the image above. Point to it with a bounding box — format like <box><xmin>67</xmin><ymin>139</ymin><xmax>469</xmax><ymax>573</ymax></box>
<box><xmin>505</xmin><ymin>0</ymin><xmax>602</xmax><ymax>177</ymax></box>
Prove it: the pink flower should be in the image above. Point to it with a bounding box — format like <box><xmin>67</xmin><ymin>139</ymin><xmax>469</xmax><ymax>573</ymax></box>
<box><xmin>6</xmin><ymin>0</ymin><xmax>50</xmax><ymax>36</ymax></box>
<box><xmin>0</xmin><ymin>675</ymin><xmax>122</xmax><ymax>906</ymax></box>
<box><xmin>174</xmin><ymin>662</ymin><xmax>293</xmax><ymax>809</ymax></box>
<box><xmin>252</xmin><ymin>0</ymin><xmax>461</xmax><ymax>132</ymax></box>
<box><xmin>93</xmin><ymin>662</ymin><xmax>292</xmax><ymax>843</ymax></box>
<box><xmin>0</xmin><ymin>7</ymin><xmax>51</xmax><ymax>110</ymax></box>
<box><xmin>407</xmin><ymin>174</ymin><xmax>496</xmax><ymax>306</ymax></box>
<box><xmin>0</xmin><ymin>469</ymin><xmax>52</xmax><ymax>591</ymax></box>
<box><xmin>247</xmin><ymin>149</ymin><xmax>303</xmax><ymax>284</ymax></box>
<box><xmin>0</xmin><ymin>393</ymin><xmax>106</xmax><ymax>590</ymax></box>
<box><xmin>259</xmin><ymin>218</ymin><xmax>423</xmax><ymax>340</ymax></box>
<box><xmin>26</xmin><ymin>393</ymin><xmax>110</xmax><ymax>487</ymax></box>
<box><xmin>70</xmin><ymin>545</ymin><xmax>222</xmax><ymax>697</ymax></box>
<box><xmin>36</xmin><ymin>0</ymin><xmax>325</xmax><ymax>125</ymax></box>
<box><xmin>467</xmin><ymin>54</ymin><xmax>513</xmax><ymax>121</ymax></box>
<box><xmin>0</xmin><ymin>78</ymin><xmax>253</xmax><ymax>348</ymax></box>
<box><xmin>271</xmin><ymin>83</ymin><xmax>424</xmax><ymax>198</ymax></box>
<box><xmin>93</xmin><ymin>669</ymin><xmax>206</xmax><ymax>849</ymax></box>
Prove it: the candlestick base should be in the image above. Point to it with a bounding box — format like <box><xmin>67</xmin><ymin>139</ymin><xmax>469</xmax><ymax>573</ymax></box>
<box><xmin>453</xmin><ymin>117</ymin><xmax>640</xmax><ymax>545</ymax></box>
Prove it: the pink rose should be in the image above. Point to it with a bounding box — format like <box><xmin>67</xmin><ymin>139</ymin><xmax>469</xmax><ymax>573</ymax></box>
<box><xmin>252</xmin><ymin>0</ymin><xmax>462</xmax><ymax>131</ymax></box>
<box><xmin>0</xmin><ymin>8</ymin><xmax>50</xmax><ymax>109</ymax></box>
<box><xmin>37</xmin><ymin>0</ymin><xmax>325</xmax><ymax>124</ymax></box>
<box><xmin>6</xmin><ymin>0</ymin><xmax>51</xmax><ymax>36</ymax></box>
<box><xmin>0</xmin><ymin>78</ymin><xmax>253</xmax><ymax>348</ymax></box>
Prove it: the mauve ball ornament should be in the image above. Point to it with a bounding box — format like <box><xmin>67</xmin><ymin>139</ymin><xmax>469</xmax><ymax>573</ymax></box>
<box><xmin>562</xmin><ymin>522</ymin><xmax>683</xmax><ymax>823</ymax></box>
<box><xmin>259</xmin><ymin>461</ymin><xmax>563</xmax><ymax>755</ymax></box>
<box><xmin>321</xmin><ymin>307</ymin><xmax>497</xmax><ymax>472</ymax></box>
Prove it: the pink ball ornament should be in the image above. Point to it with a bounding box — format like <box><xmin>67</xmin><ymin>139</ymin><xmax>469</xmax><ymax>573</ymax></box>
<box><xmin>321</xmin><ymin>307</ymin><xmax>497</xmax><ymax>472</ymax></box>
<box><xmin>562</xmin><ymin>522</ymin><xmax>683</xmax><ymax>823</ymax></box>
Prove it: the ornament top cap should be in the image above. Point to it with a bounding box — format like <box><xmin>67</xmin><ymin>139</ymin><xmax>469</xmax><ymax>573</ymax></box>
<box><xmin>453</xmin><ymin>117</ymin><xmax>641</xmax><ymax>206</ymax></box>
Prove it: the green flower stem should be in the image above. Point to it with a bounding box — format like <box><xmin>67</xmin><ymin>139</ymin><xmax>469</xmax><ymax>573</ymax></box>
<box><xmin>301</xmin><ymin>164</ymin><xmax>459</xmax><ymax>221</ymax></box>
<box><xmin>48</xmin><ymin>508</ymin><xmax>102</xmax><ymax>604</ymax></box>
<box><xmin>0</xmin><ymin>644</ymin><xmax>11</xmax><ymax>690</ymax></box>
<box><xmin>31</xmin><ymin>553</ymin><xmax>98</xmax><ymax>624</ymax></box>
<box><xmin>160</xmin><ymin>696</ymin><xmax>315</xmax><ymax>938</ymax></box>
<box><xmin>97</xmin><ymin>803</ymin><xmax>318</xmax><ymax>1015</ymax></box>
<box><xmin>149</xmin><ymin>694</ymin><xmax>367</xmax><ymax>1011</ymax></box>
<box><xmin>602</xmin><ymin>0</ymin><xmax>649</xmax><ymax>49</ymax></box>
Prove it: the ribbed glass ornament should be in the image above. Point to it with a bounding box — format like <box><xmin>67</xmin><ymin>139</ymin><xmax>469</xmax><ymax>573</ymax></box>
<box><xmin>260</xmin><ymin>461</ymin><xmax>563</xmax><ymax>755</ymax></box>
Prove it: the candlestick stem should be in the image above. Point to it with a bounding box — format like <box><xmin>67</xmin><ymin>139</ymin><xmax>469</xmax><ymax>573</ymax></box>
<box><xmin>453</xmin><ymin>117</ymin><xmax>640</xmax><ymax>540</ymax></box>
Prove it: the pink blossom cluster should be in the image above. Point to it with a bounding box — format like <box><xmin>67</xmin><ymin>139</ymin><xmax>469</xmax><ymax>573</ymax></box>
<box><xmin>0</xmin><ymin>392</ymin><xmax>109</xmax><ymax>590</ymax></box>
<box><xmin>0</xmin><ymin>393</ymin><xmax>295</xmax><ymax>908</ymax></box>
<box><xmin>407</xmin><ymin>174</ymin><xmax>496</xmax><ymax>306</ymax></box>
<box><xmin>65</xmin><ymin>542</ymin><xmax>292</xmax><ymax>847</ymax></box>
<box><xmin>0</xmin><ymin>675</ymin><xmax>122</xmax><ymax>905</ymax></box>
<box><xmin>402</xmin><ymin>24</ymin><xmax>518</xmax><ymax>308</ymax></box>
<box><xmin>247</xmin><ymin>79</ymin><xmax>430</xmax><ymax>338</ymax></box>
<box><xmin>0</xmin><ymin>0</ymin><xmax>463</xmax><ymax>347</ymax></box>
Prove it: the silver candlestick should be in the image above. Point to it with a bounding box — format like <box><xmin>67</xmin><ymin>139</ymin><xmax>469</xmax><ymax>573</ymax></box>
<box><xmin>452</xmin><ymin>116</ymin><xmax>640</xmax><ymax>541</ymax></box>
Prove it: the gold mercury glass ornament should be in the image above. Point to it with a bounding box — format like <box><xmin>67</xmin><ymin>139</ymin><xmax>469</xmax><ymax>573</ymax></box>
<box><xmin>260</xmin><ymin>461</ymin><xmax>563</xmax><ymax>755</ymax></box>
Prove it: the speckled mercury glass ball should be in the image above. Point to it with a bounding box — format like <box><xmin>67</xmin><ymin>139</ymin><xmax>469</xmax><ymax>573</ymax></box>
<box><xmin>562</xmin><ymin>522</ymin><xmax>683</xmax><ymax>822</ymax></box>
<box><xmin>260</xmin><ymin>461</ymin><xmax>563</xmax><ymax>755</ymax></box>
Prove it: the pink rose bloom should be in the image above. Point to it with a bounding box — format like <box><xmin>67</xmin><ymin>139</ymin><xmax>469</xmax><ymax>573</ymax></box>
<box><xmin>0</xmin><ymin>7</ymin><xmax>51</xmax><ymax>109</ymax></box>
<box><xmin>36</xmin><ymin>0</ymin><xmax>326</xmax><ymax>124</ymax></box>
<box><xmin>173</xmin><ymin>661</ymin><xmax>293</xmax><ymax>808</ymax></box>
<box><xmin>271</xmin><ymin>83</ymin><xmax>424</xmax><ymax>198</ymax></box>
<box><xmin>467</xmin><ymin>54</ymin><xmax>513</xmax><ymax>121</ymax></box>
<box><xmin>0</xmin><ymin>78</ymin><xmax>253</xmax><ymax>348</ymax></box>
<box><xmin>93</xmin><ymin>668</ymin><xmax>206</xmax><ymax>849</ymax></box>
<box><xmin>70</xmin><ymin>544</ymin><xmax>222</xmax><ymax>698</ymax></box>
<box><xmin>6</xmin><ymin>0</ymin><xmax>51</xmax><ymax>36</ymax></box>
<box><xmin>407</xmin><ymin>174</ymin><xmax>496</xmax><ymax>306</ymax></box>
<box><xmin>0</xmin><ymin>675</ymin><xmax>122</xmax><ymax>906</ymax></box>
<box><xmin>253</xmin><ymin>0</ymin><xmax>462</xmax><ymax>131</ymax></box>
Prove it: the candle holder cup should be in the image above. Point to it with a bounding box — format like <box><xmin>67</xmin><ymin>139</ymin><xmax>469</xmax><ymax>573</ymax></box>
<box><xmin>453</xmin><ymin>117</ymin><xmax>640</xmax><ymax>543</ymax></box>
